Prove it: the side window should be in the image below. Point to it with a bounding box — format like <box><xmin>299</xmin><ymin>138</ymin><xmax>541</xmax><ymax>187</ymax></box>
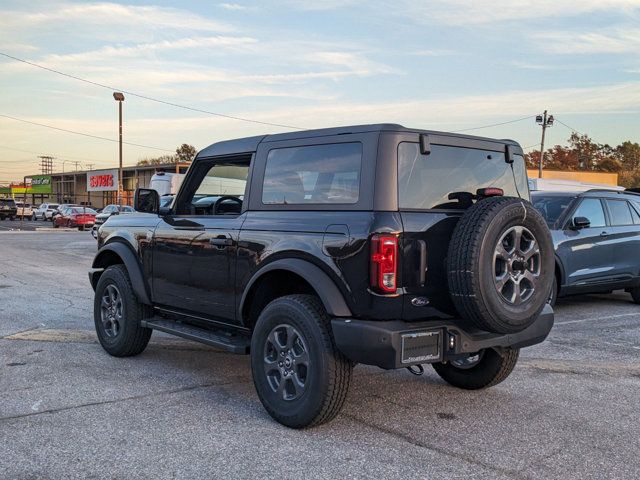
<box><xmin>262</xmin><ymin>143</ymin><xmax>362</xmax><ymax>205</ymax></box>
<box><xmin>630</xmin><ymin>202</ymin><xmax>640</xmax><ymax>224</ymax></box>
<box><xmin>572</xmin><ymin>198</ymin><xmax>606</xmax><ymax>228</ymax></box>
<box><xmin>179</xmin><ymin>160</ymin><xmax>249</xmax><ymax>215</ymax></box>
<box><xmin>606</xmin><ymin>199</ymin><xmax>633</xmax><ymax>226</ymax></box>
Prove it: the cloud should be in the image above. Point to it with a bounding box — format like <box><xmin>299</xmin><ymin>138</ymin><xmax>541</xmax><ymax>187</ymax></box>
<box><xmin>534</xmin><ymin>27</ymin><xmax>640</xmax><ymax>54</ymax></box>
<box><xmin>386</xmin><ymin>0</ymin><xmax>640</xmax><ymax>25</ymax></box>
<box><xmin>219</xmin><ymin>3</ymin><xmax>247</xmax><ymax>10</ymax></box>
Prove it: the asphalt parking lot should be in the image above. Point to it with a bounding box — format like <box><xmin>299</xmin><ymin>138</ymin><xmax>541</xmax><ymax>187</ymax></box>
<box><xmin>1</xmin><ymin>232</ymin><xmax>639</xmax><ymax>479</ymax></box>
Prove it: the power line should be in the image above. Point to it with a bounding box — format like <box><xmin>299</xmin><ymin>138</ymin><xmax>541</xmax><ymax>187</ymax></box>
<box><xmin>0</xmin><ymin>144</ymin><xmax>103</xmax><ymax>164</ymax></box>
<box><xmin>0</xmin><ymin>113</ymin><xmax>173</xmax><ymax>152</ymax></box>
<box><xmin>0</xmin><ymin>51</ymin><xmax>301</xmax><ymax>130</ymax></box>
<box><xmin>555</xmin><ymin>118</ymin><xmax>585</xmax><ymax>136</ymax></box>
<box><xmin>452</xmin><ymin>115</ymin><xmax>536</xmax><ymax>133</ymax></box>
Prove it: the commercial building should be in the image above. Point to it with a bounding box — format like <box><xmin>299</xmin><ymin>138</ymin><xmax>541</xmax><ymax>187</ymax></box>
<box><xmin>5</xmin><ymin>163</ymin><xmax>189</xmax><ymax>209</ymax></box>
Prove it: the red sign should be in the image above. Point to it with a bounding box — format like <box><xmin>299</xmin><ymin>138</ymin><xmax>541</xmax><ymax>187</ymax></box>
<box><xmin>87</xmin><ymin>169</ymin><xmax>118</xmax><ymax>192</ymax></box>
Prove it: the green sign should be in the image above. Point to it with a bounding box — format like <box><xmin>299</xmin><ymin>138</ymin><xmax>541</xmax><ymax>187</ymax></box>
<box><xmin>31</xmin><ymin>175</ymin><xmax>52</xmax><ymax>194</ymax></box>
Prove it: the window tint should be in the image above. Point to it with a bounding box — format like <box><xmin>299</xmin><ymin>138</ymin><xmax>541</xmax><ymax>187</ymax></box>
<box><xmin>398</xmin><ymin>143</ymin><xmax>528</xmax><ymax>210</ymax></box>
<box><xmin>572</xmin><ymin>198</ymin><xmax>605</xmax><ymax>228</ymax></box>
<box><xmin>606</xmin><ymin>199</ymin><xmax>633</xmax><ymax>226</ymax></box>
<box><xmin>262</xmin><ymin>143</ymin><xmax>361</xmax><ymax>205</ymax></box>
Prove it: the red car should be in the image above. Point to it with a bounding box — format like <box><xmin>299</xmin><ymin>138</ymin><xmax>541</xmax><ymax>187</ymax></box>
<box><xmin>53</xmin><ymin>206</ymin><xmax>97</xmax><ymax>231</ymax></box>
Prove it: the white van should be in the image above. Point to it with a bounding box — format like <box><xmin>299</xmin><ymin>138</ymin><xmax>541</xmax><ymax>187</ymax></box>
<box><xmin>149</xmin><ymin>172</ymin><xmax>184</xmax><ymax>196</ymax></box>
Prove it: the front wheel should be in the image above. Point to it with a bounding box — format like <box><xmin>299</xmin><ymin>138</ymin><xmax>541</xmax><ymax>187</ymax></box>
<box><xmin>432</xmin><ymin>348</ymin><xmax>519</xmax><ymax>390</ymax></box>
<box><xmin>251</xmin><ymin>294</ymin><xmax>352</xmax><ymax>428</ymax></box>
<box><xmin>94</xmin><ymin>265</ymin><xmax>152</xmax><ymax>357</ymax></box>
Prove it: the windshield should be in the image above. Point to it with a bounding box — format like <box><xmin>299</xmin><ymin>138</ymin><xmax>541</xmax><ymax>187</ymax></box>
<box><xmin>398</xmin><ymin>143</ymin><xmax>528</xmax><ymax>209</ymax></box>
<box><xmin>532</xmin><ymin>194</ymin><xmax>576</xmax><ymax>227</ymax></box>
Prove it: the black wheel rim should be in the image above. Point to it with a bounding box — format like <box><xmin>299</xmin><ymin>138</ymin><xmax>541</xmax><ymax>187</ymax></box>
<box><xmin>263</xmin><ymin>324</ymin><xmax>309</xmax><ymax>401</ymax></box>
<box><xmin>450</xmin><ymin>351</ymin><xmax>484</xmax><ymax>369</ymax></box>
<box><xmin>100</xmin><ymin>284</ymin><xmax>123</xmax><ymax>338</ymax></box>
<box><xmin>493</xmin><ymin>226</ymin><xmax>541</xmax><ymax>305</ymax></box>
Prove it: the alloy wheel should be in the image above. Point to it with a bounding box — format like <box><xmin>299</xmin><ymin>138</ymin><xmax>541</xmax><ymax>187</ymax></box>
<box><xmin>263</xmin><ymin>324</ymin><xmax>309</xmax><ymax>401</ymax></box>
<box><xmin>100</xmin><ymin>284</ymin><xmax>123</xmax><ymax>338</ymax></box>
<box><xmin>493</xmin><ymin>226</ymin><xmax>541</xmax><ymax>305</ymax></box>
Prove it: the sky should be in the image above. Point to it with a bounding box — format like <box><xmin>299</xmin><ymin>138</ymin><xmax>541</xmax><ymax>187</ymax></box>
<box><xmin>1</xmin><ymin>0</ymin><xmax>639</xmax><ymax>182</ymax></box>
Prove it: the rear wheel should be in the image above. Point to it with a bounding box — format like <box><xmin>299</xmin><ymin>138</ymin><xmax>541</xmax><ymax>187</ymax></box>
<box><xmin>93</xmin><ymin>265</ymin><xmax>152</xmax><ymax>357</ymax></box>
<box><xmin>251</xmin><ymin>294</ymin><xmax>352</xmax><ymax>428</ymax></box>
<box><xmin>432</xmin><ymin>348</ymin><xmax>519</xmax><ymax>390</ymax></box>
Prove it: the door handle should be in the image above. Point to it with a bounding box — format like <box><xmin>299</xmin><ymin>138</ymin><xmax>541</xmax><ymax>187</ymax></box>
<box><xmin>210</xmin><ymin>236</ymin><xmax>233</xmax><ymax>247</ymax></box>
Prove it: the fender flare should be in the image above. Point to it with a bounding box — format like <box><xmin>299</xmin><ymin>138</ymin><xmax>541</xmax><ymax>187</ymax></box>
<box><xmin>90</xmin><ymin>241</ymin><xmax>152</xmax><ymax>305</ymax></box>
<box><xmin>239</xmin><ymin>258</ymin><xmax>352</xmax><ymax>318</ymax></box>
<box><xmin>554</xmin><ymin>254</ymin><xmax>565</xmax><ymax>287</ymax></box>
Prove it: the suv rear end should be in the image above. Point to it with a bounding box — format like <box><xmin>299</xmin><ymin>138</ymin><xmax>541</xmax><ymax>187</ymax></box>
<box><xmin>0</xmin><ymin>198</ymin><xmax>17</xmax><ymax>220</ymax></box>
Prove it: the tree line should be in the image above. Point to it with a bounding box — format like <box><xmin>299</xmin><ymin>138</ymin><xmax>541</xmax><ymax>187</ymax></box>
<box><xmin>524</xmin><ymin>133</ymin><xmax>640</xmax><ymax>187</ymax></box>
<box><xmin>137</xmin><ymin>143</ymin><xmax>198</xmax><ymax>166</ymax></box>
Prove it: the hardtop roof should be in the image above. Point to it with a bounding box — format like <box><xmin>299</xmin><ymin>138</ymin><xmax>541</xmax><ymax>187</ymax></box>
<box><xmin>197</xmin><ymin>123</ymin><xmax>521</xmax><ymax>158</ymax></box>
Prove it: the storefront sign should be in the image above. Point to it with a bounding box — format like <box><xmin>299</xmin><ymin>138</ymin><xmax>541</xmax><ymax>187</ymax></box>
<box><xmin>30</xmin><ymin>175</ymin><xmax>52</xmax><ymax>194</ymax></box>
<box><xmin>87</xmin><ymin>169</ymin><xmax>118</xmax><ymax>192</ymax></box>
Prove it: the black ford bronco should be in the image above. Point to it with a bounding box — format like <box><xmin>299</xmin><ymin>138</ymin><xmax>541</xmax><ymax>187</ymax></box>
<box><xmin>90</xmin><ymin>124</ymin><xmax>554</xmax><ymax>428</ymax></box>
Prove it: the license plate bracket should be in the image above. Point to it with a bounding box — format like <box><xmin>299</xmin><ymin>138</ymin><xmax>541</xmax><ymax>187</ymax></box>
<box><xmin>401</xmin><ymin>330</ymin><xmax>442</xmax><ymax>364</ymax></box>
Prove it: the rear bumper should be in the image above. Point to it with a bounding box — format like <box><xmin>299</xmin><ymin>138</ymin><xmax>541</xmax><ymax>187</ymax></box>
<box><xmin>331</xmin><ymin>304</ymin><xmax>554</xmax><ymax>370</ymax></box>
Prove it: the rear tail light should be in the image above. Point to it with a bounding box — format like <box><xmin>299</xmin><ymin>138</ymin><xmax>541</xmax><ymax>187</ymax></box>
<box><xmin>370</xmin><ymin>234</ymin><xmax>398</xmax><ymax>293</ymax></box>
<box><xmin>476</xmin><ymin>187</ymin><xmax>503</xmax><ymax>197</ymax></box>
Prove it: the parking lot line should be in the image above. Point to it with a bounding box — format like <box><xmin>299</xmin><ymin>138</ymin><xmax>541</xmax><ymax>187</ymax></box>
<box><xmin>555</xmin><ymin>312</ymin><xmax>640</xmax><ymax>325</ymax></box>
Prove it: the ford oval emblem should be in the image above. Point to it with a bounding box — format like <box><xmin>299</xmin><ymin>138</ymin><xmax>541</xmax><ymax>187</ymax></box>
<box><xmin>411</xmin><ymin>297</ymin><xmax>429</xmax><ymax>307</ymax></box>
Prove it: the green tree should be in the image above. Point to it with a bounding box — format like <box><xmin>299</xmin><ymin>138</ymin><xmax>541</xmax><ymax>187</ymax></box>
<box><xmin>175</xmin><ymin>144</ymin><xmax>197</xmax><ymax>163</ymax></box>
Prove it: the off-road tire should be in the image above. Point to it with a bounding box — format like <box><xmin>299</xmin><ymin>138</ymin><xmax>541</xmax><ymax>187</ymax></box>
<box><xmin>251</xmin><ymin>294</ymin><xmax>352</xmax><ymax>428</ymax></box>
<box><xmin>447</xmin><ymin>196</ymin><xmax>554</xmax><ymax>334</ymax></box>
<box><xmin>94</xmin><ymin>265</ymin><xmax>152</xmax><ymax>357</ymax></box>
<box><xmin>432</xmin><ymin>348</ymin><xmax>519</xmax><ymax>390</ymax></box>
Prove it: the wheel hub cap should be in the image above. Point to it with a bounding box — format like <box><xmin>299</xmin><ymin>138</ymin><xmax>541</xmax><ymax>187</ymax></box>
<box><xmin>100</xmin><ymin>284</ymin><xmax>123</xmax><ymax>338</ymax></box>
<box><xmin>493</xmin><ymin>226</ymin><xmax>541</xmax><ymax>305</ymax></box>
<box><xmin>263</xmin><ymin>324</ymin><xmax>309</xmax><ymax>401</ymax></box>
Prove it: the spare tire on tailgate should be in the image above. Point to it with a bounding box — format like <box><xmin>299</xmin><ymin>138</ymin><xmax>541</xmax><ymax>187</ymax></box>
<box><xmin>447</xmin><ymin>196</ymin><xmax>553</xmax><ymax>334</ymax></box>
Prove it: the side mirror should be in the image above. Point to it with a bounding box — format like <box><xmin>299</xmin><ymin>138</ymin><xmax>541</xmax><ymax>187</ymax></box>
<box><xmin>572</xmin><ymin>216</ymin><xmax>590</xmax><ymax>229</ymax></box>
<box><xmin>134</xmin><ymin>188</ymin><xmax>160</xmax><ymax>214</ymax></box>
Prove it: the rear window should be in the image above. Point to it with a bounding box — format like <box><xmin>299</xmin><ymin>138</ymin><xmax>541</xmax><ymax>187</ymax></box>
<box><xmin>262</xmin><ymin>143</ymin><xmax>361</xmax><ymax>205</ymax></box>
<box><xmin>605</xmin><ymin>199</ymin><xmax>633</xmax><ymax>226</ymax></box>
<box><xmin>398</xmin><ymin>143</ymin><xmax>528</xmax><ymax>210</ymax></box>
<box><xmin>1</xmin><ymin>199</ymin><xmax>16</xmax><ymax>207</ymax></box>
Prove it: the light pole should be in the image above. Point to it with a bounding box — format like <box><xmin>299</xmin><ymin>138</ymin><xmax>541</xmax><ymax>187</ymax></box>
<box><xmin>113</xmin><ymin>92</ymin><xmax>125</xmax><ymax>204</ymax></box>
<box><xmin>535</xmin><ymin>110</ymin><xmax>554</xmax><ymax>178</ymax></box>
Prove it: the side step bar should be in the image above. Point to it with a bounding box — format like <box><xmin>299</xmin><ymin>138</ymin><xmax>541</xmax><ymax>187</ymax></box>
<box><xmin>141</xmin><ymin>317</ymin><xmax>250</xmax><ymax>354</ymax></box>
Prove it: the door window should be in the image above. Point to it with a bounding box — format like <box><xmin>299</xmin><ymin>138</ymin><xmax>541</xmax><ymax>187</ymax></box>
<box><xmin>178</xmin><ymin>160</ymin><xmax>249</xmax><ymax>215</ymax></box>
<box><xmin>606</xmin><ymin>199</ymin><xmax>634</xmax><ymax>226</ymax></box>
<box><xmin>572</xmin><ymin>198</ymin><xmax>606</xmax><ymax>228</ymax></box>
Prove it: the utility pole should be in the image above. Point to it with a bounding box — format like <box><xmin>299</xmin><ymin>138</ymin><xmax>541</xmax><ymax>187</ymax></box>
<box><xmin>113</xmin><ymin>92</ymin><xmax>125</xmax><ymax>204</ymax></box>
<box><xmin>535</xmin><ymin>111</ymin><xmax>554</xmax><ymax>178</ymax></box>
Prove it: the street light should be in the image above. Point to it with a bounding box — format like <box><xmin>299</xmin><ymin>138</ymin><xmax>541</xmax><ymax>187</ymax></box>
<box><xmin>113</xmin><ymin>92</ymin><xmax>125</xmax><ymax>204</ymax></box>
<box><xmin>536</xmin><ymin>110</ymin><xmax>554</xmax><ymax>179</ymax></box>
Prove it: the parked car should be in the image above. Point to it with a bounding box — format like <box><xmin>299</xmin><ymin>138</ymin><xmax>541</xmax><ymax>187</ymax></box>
<box><xmin>532</xmin><ymin>189</ymin><xmax>640</xmax><ymax>306</ymax></box>
<box><xmin>53</xmin><ymin>206</ymin><xmax>97</xmax><ymax>230</ymax></box>
<box><xmin>91</xmin><ymin>205</ymin><xmax>135</xmax><ymax>238</ymax></box>
<box><xmin>90</xmin><ymin>124</ymin><xmax>554</xmax><ymax>428</ymax></box>
<box><xmin>0</xmin><ymin>198</ymin><xmax>18</xmax><ymax>220</ymax></box>
<box><xmin>51</xmin><ymin>204</ymin><xmax>81</xmax><ymax>222</ymax></box>
<box><xmin>15</xmin><ymin>201</ymin><xmax>34</xmax><ymax>220</ymax></box>
<box><xmin>33</xmin><ymin>203</ymin><xmax>60</xmax><ymax>221</ymax></box>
